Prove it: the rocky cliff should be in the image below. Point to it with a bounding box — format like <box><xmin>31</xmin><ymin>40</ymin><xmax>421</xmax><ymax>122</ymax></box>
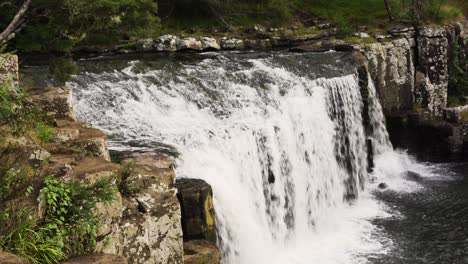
<box><xmin>0</xmin><ymin>55</ymin><xmax>185</xmax><ymax>263</ymax></box>
<box><xmin>359</xmin><ymin>22</ymin><xmax>468</xmax><ymax>160</ymax></box>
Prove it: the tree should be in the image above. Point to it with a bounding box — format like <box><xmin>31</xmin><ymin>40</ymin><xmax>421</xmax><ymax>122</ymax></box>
<box><xmin>383</xmin><ymin>0</ymin><xmax>394</xmax><ymax>21</ymax></box>
<box><xmin>0</xmin><ymin>0</ymin><xmax>161</xmax><ymax>52</ymax></box>
<box><xmin>413</xmin><ymin>0</ymin><xmax>424</xmax><ymax>23</ymax></box>
<box><xmin>0</xmin><ymin>0</ymin><xmax>32</xmax><ymax>44</ymax></box>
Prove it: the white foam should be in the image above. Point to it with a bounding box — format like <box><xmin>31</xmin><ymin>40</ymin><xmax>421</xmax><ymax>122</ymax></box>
<box><xmin>70</xmin><ymin>54</ymin><xmax>415</xmax><ymax>264</ymax></box>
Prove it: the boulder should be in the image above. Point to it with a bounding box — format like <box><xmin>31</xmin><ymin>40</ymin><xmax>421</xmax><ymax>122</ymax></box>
<box><xmin>0</xmin><ymin>251</ymin><xmax>28</xmax><ymax>264</ymax></box>
<box><xmin>378</xmin><ymin>183</ymin><xmax>388</xmax><ymax>189</ymax></box>
<box><xmin>62</xmin><ymin>254</ymin><xmax>127</xmax><ymax>264</ymax></box>
<box><xmin>177</xmin><ymin>37</ymin><xmax>203</xmax><ymax>51</ymax></box>
<box><xmin>29</xmin><ymin>87</ymin><xmax>76</xmax><ymax>120</ymax></box>
<box><xmin>176</xmin><ymin>178</ymin><xmax>216</xmax><ymax>243</ymax></box>
<box><xmin>403</xmin><ymin>171</ymin><xmax>423</xmax><ymax>182</ymax></box>
<box><xmin>220</xmin><ymin>38</ymin><xmax>244</xmax><ymax>50</ymax></box>
<box><xmin>199</xmin><ymin>37</ymin><xmax>220</xmax><ymax>51</ymax></box>
<box><xmin>354</xmin><ymin>32</ymin><xmax>370</xmax><ymax>38</ymax></box>
<box><xmin>184</xmin><ymin>240</ymin><xmax>220</xmax><ymax>264</ymax></box>
<box><xmin>155</xmin><ymin>35</ymin><xmax>178</xmax><ymax>52</ymax></box>
<box><xmin>118</xmin><ymin>152</ymin><xmax>183</xmax><ymax>264</ymax></box>
<box><xmin>244</xmin><ymin>39</ymin><xmax>272</xmax><ymax>50</ymax></box>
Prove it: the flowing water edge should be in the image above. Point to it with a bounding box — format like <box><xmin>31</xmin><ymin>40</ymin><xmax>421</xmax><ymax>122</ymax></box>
<box><xmin>70</xmin><ymin>52</ymin><xmax>468</xmax><ymax>264</ymax></box>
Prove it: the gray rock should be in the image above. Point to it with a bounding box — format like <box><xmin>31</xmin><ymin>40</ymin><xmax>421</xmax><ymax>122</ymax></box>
<box><xmin>403</xmin><ymin>171</ymin><xmax>423</xmax><ymax>182</ymax></box>
<box><xmin>415</xmin><ymin>26</ymin><xmax>449</xmax><ymax>117</ymax></box>
<box><xmin>220</xmin><ymin>37</ymin><xmax>244</xmax><ymax>50</ymax></box>
<box><xmin>177</xmin><ymin>37</ymin><xmax>203</xmax><ymax>51</ymax></box>
<box><xmin>199</xmin><ymin>37</ymin><xmax>221</xmax><ymax>51</ymax></box>
<box><xmin>155</xmin><ymin>35</ymin><xmax>178</xmax><ymax>52</ymax></box>
<box><xmin>354</xmin><ymin>32</ymin><xmax>370</xmax><ymax>38</ymax></box>
<box><xmin>378</xmin><ymin>183</ymin><xmax>388</xmax><ymax>189</ymax></box>
<box><xmin>176</xmin><ymin>178</ymin><xmax>217</xmax><ymax>243</ymax></box>
<box><xmin>363</xmin><ymin>38</ymin><xmax>415</xmax><ymax>115</ymax></box>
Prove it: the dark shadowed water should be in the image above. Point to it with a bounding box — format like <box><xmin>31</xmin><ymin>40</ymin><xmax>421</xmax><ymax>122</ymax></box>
<box><xmin>370</xmin><ymin>162</ymin><xmax>468</xmax><ymax>264</ymax></box>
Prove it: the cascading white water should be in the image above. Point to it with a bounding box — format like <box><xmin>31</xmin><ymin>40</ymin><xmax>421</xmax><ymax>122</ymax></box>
<box><xmin>71</xmin><ymin>53</ymin><xmax>396</xmax><ymax>264</ymax></box>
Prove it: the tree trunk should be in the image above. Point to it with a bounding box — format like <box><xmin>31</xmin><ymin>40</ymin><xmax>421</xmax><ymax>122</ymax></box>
<box><xmin>0</xmin><ymin>0</ymin><xmax>32</xmax><ymax>44</ymax></box>
<box><xmin>413</xmin><ymin>0</ymin><xmax>424</xmax><ymax>24</ymax></box>
<box><xmin>384</xmin><ymin>0</ymin><xmax>394</xmax><ymax>21</ymax></box>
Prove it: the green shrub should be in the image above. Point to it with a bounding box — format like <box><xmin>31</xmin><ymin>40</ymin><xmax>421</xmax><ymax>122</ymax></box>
<box><xmin>35</xmin><ymin>123</ymin><xmax>54</xmax><ymax>144</ymax></box>
<box><xmin>117</xmin><ymin>161</ymin><xmax>139</xmax><ymax>197</ymax></box>
<box><xmin>40</xmin><ymin>176</ymin><xmax>116</xmax><ymax>257</ymax></box>
<box><xmin>0</xmin><ymin>168</ymin><xmax>32</xmax><ymax>204</ymax></box>
<box><xmin>0</xmin><ymin>208</ymin><xmax>64</xmax><ymax>264</ymax></box>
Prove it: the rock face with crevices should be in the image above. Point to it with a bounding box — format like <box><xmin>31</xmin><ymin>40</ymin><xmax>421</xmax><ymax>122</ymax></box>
<box><xmin>0</xmin><ymin>54</ymin><xmax>19</xmax><ymax>85</ymax></box>
<box><xmin>364</xmin><ymin>38</ymin><xmax>415</xmax><ymax>115</ymax></box>
<box><xmin>415</xmin><ymin>25</ymin><xmax>449</xmax><ymax>117</ymax></box>
<box><xmin>97</xmin><ymin>152</ymin><xmax>185</xmax><ymax>264</ymax></box>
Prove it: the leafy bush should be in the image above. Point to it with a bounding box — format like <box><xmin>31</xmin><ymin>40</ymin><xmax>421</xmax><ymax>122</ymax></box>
<box><xmin>0</xmin><ymin>84</ymin><xmax>47</xmax><ymax>135</ymax></box>
<box><xmin>1</xmin><ymin>0</ymin><xmax>161</xmax><ymax>53</ymax></box>
<box><xmin>0</xmin><ymin>208</ymin><xmax>64</xmax><ymax>264</ymax></box>
<box><xmin>117</xmin><ymin>161</ymin><xmax>139</xmax><ymax>197</ymax></box>
<box><xmin>35</xmin><ymin>123</ymin><xmax>54</xmax><ymax>144</ymax></box>
<box><xmin>40</xmin><ymin>176</ymin><xmax>116</xmax><ymax>257</ymax></box>
<box><xmin>0</xmin><ymin>167</ymin><xmax>32</xmax><ymax>204</ymax></box>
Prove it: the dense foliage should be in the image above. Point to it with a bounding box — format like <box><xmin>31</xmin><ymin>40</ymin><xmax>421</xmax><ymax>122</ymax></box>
<box><xmin>0</xmin><ymin>83</ymin><xmax>117</xmax><ymax>263</ymax></box>
<box><xmin>0</xmin><ymin>0</ymin><xmax>161</xmax><ymax>52</ymax></box>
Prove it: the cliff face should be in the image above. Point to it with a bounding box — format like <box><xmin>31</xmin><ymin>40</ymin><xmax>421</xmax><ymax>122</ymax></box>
<box><xmin>360</xmin><ymin>22</ymin><xmax>468</xmax><ymax>160</ymax></box>
<box><xmin>0</xmin><ymin>55</ymin><xmax>185</xmax><ymax>264</ymax></box>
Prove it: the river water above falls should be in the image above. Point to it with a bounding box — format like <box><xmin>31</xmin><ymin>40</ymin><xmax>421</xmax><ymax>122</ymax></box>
<box><xmin>69</xmin><ymin>52</ymin><xmax>468</xmax><ymax>264</ymax></box>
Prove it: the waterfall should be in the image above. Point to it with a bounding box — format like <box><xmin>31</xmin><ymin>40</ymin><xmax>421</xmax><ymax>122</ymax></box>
<box><xmin>71</xmin><ymin>53</ymin><xmax>394</xmax><ymax>264</ymax></box>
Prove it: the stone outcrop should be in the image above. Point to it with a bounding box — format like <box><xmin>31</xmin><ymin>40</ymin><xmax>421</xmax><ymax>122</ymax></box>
<box><xmin>1</xmin><ymin>84</ymin><xmax>185</xmax><ymax>264</ymax></box>
<box><xmin>363</xmin><ymin>38</ymin><xmax>415</xmax><ymax>115</ymax></box>
<box><xmin>177</xmin><ymin>37</ymin><xmax>203</xmax><ymax>51</ymax></box>
<box><xmin>176</xmin><ymin>178</ymin><xmax>220</xmax><ymax>264</ymax></box>
<box><xmin>176</xmin><ymin>178</ymin><xmax>216</xmax><ymax>243</ymax></box>
<box><xmin>415</xmin><ymin>25</ymin><xmax>449</xmax><ymax>117</ymax></box>
<box><xmin>114</xmin><ymin>152</ymin><xmax>184</xmax><ymax>264</ymax></box>
<box><xmin>359</xmin><ymin>22</ymin><xmax>468</xmax><ymax>160</ymax></box>
<box><xmin>199</xmin><ymin>37</ymin><xmax>221</xmax><ymax>51</ymax></box>
<box><xmin>30</xmin><ymin>87</ymin><xmax>76</xmax><ymax>120</ymax></box>
<box><xmin>0</xmin><ymin>54</ymin><xmax>19</xmax><ymax>85</ymax></box>
<box><xmin>220</xmin><ymin>37</ymin><xmax>245</xmax><ymax>50</ymax></box>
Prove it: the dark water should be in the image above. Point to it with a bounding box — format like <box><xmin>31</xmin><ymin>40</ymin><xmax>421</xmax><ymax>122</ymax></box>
<box><xmin>371</xmin><ymin>162</ymin><xmax>468</xmax><ymax>264</ymax></box>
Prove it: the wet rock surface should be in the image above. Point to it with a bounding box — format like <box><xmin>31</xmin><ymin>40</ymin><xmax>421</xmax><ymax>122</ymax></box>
<box><xmin>176</xmin><ymin>178</ymin><xmax>217</xmax><ymax>242</ymax></box>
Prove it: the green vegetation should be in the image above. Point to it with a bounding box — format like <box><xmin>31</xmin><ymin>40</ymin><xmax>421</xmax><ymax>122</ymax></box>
<box><xmin>0</xmin><ymin>0</ymin><xmax>161</xmax><ymax>53</ymax></box>
<box><xmin>159</xmin><ymin>0</ymin><xmax>466</xmax><ymax>36</ymax></box>
<box><xmin>117</xmin><ymin>161</ymin><xmax>139</xmax><ymax>197</ymax></box>
<box><xmin>448</xmin><ymin>36</ymin><xmax>467</xmax><ymax>106</ymax></box>
<box><xmin>461</xmin><ymin>110</ymin><xmax>468</xmax><ymax>121</ymax></box>
<box><xmin>1</xmin><ymin>0</ymin><xmax>465</xmax><ymax>54</ymax></box>
<box><xmin>40</xmin><ymin>177</ymin><xmax>116</xmax><ymax>257</ymax></box>
<box><xmin>0</xmin><ymin>82</ymin><xmax>117</xmax><ymax>263</ymax></box>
